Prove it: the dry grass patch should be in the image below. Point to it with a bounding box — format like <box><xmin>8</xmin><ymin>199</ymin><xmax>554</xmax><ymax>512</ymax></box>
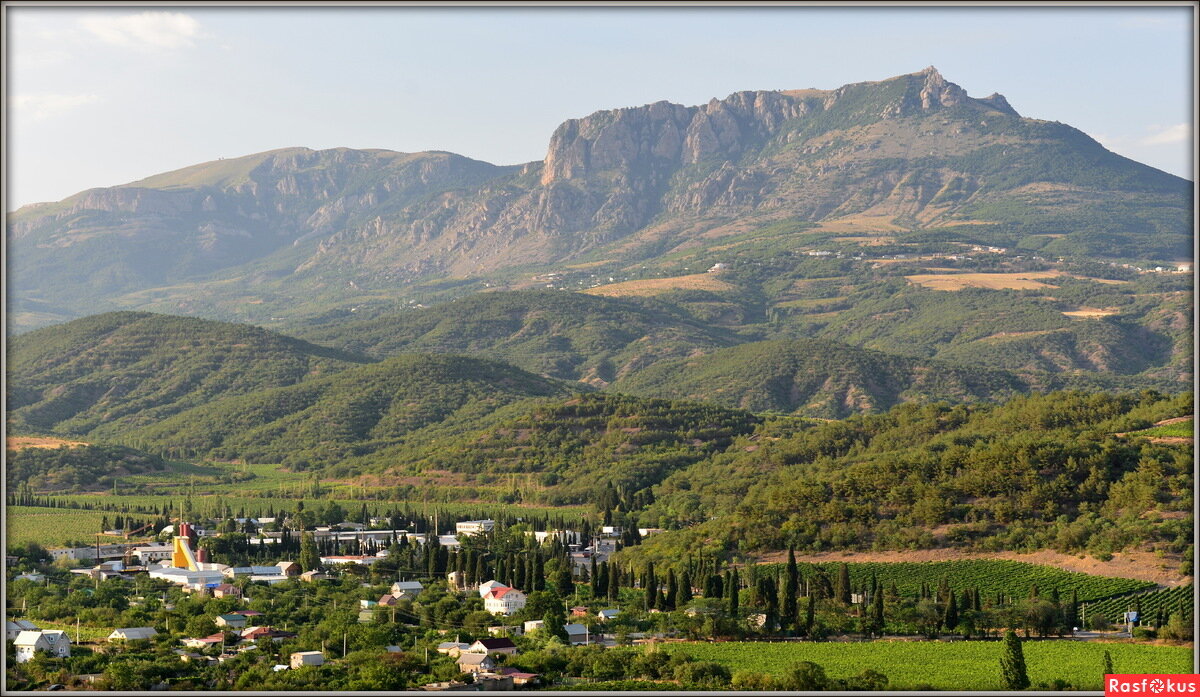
<box><xmin>7</xmin><ymin>436</ymin><xmax>88</xmax><ymax>450</ymax></box>
<box><xmin>584</xmin><ymin>273</ymin><xmax>736</xmax><ymax>298</ymax></box>
<box><xmin>1063</xmin><ymin>308</ymin><xmax>1120</xmax><ymax>319</ymax></box>
<box><xmin>906</xmin><ymin>271</ymin><xmax>1063</xmax><ymax>291</ymax></box>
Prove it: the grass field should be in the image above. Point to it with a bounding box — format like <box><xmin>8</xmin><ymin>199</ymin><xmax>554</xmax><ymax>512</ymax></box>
<box><xmin>663</xmin><ymin>640</ymin><xmax>1194</xmax><ymax>690</ymax></box>
<box><xmin>585</xmin><ymin>273</ymin><xmax>736</xmax><ymax>297</ymax></box>
<box><xmin>6</xmin><ymin>506</ymin><xmax>156</xmax><ymax>548</ymax></box>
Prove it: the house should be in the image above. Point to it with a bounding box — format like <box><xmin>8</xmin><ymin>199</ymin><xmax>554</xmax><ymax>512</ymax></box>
<box><xmin>319</xmin><ymin>554</ymin><xmax>379</xmax><ymax>566</ymax></box>
<box><xmin>456</xmin><ymin>652</ymin><xmax>496</xmax><ymax>674</ymax></box>
<box><xmin>215</xmin><ymin>614</ymin><xmax>248</xmax><ymax>629</ymax></box>
<box><xmin>132</xmin><ymin>544</ymin><xmax>174</xmax><ymax>564</ymax></box>
<box><xmin>569</xmin><ymin>606</ymin><xmax>589</xmax><ymax>618</ymax></box>
<box><xmin>360</xmin><ymin>599</ymin><xmax>379</xmax><ymax>609</ymax></box>
<box><xmin>483</xmin><ymin>587</ymin><xmax>526</xmax><ymax>616</ymax></box>
<box><xmin>378</xmin><ymin>594</ymin><xmax>399</xmax><ymax>607</ymax></box>
<box><xmin>597</xmin><ymin>609</ymin><xmax>620</xmax><ymax>621</ymax></box>
<box><xmin>290</xmin><ymin>651</ymin><xmax>324</xmax><ymax>668</ymax></box>
<box><xmin>182</xmin><ymin>633</ymin><xmax>226</xmax><ymax>649</ymax></box>
<box><xmin>16</xmin><ymin>572</ymin><xmax>45</xmax><ymax>583</ymax></box>
<box><xmin>436</xmin><ymin>641</ymin><xmax>470</xmax><ymax>657</ymax></box>
<box><xmin>299</xmin><ymin>570</ymin><xmax>331</xmax><ymax>582</ymax></box>
<box><xmin>510</xmin><ymin>672</ymin><xmax>540</xmax><ymax>687</ymax></box>
<box><xmin>109</xmin><ymin>627</ymin><xmax>158</xmax><ymax>642</ymax></box>
<box><xmin>233</xmin><ymin>610</ymin><xmax>264</xmax><ymax>618</ymax></box>
<box><xmin>455</xmin><ymin>520</ymin><xmax>494</xmax><ymax>536</ymax></box>
<box><xmin>6</xmin><ymin>619</ymin><xmax>39</xmax><ymax>640</ymax></box>
<box><xmin>13</xmin><ymin>630</ymin><xmax>70</xmax><ymax>662</ymax></box>
<box><xmin>467</xmin><ymin>638</ymin><xmax>518</xmax><ymax>656</ymax></box>
<box><xmin>564</xmin><ymin>623</ymin><xmax>590</xmax><ymax>646</ymax></box>
<box><xmin>212</xmin><ymin>584</ymin><xmax>243</xmax><ymax>599</ymax></box>
<box><xmin>478</xmin><ymin>580</ymin><xmax>508</xmax><ymax>598</ymax></box>
<box><xmin>522</xmin><ymin>620</ymin><xmax>545</xmax><ymax>634</ymax></box>
<box><xmin>391</xmin><ymin>580</ymin><xmax>424</xmax><ymax>599</ymax></box>
<box><xmin>487</xmin><ymin>625</ymin><xmax>522</xmax><ymax>637</ymax></box>
<box><xmin>276</xmin><ymin>561</ymin><xmax>300</xmax><ymax>576</ymax></box>
<box><xmin>241</xmin><ymin>626</ymin><xmax>294</xmax><ymax>643</ymax></box>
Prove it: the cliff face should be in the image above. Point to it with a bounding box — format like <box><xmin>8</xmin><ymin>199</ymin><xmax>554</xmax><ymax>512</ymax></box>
<box><xmin>8</xmin><ymin>68</ymin><xmax>1190</xmax><ymax>329</ymax></box>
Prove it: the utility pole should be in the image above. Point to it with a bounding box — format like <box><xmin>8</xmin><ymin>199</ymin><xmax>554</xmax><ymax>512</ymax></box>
<box><xmin>343</xmin><ymin>632</ymin><xmax>347</xmax><ymax>657</ymax></box>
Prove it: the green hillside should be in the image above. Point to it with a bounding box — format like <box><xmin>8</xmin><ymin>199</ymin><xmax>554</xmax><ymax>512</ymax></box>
<box><xmin>7</xmin><ymin>311</ymin><xmax>371</xmax><ymax>437</ymax></box>
<box><xmin>120</xmin><ymin>353</ymin><xmax>573</xmax><ymax>470</ymax></box>
<box><xmin>288</xmin><ymin>290</ymin><xmax>740</xmax><ymax>385</ymax></box>
<box><xmin>611</xmin><ymin>338</ymin><xmax>1028</xmax><ymax>418</ymax></box>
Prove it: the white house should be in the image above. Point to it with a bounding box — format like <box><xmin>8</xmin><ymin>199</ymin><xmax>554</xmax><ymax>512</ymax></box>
<box><xmin>478</xmin><ymin>580</ymin><xmax>508</xmax><ymax>598</ymax></box>
<box><xmin>455</xmin><ymin>520</ymin><xmax>495</xmax><ymax>536</ymax></box>
<box><xmin>290</xmin><ymin>651</ymin><xmax>324</xmax><ymax>668</ymax></box>
<box><xmin>597</xmin><ymin>609</ymin><xmax>620</xmax><ymax>621</ymax></box>
<box><xmin>109</xmin><ymin>627</ymin><xmax>158</xmax><ymax>642</ymax></box>
<box><xmin>390</xmin><ymin>580</ymin><xmax>423</xmax><ymax>599</ymax></box>
<box><xmin>13</xmin><ymin>630</ymin><xmax>70</xmax><ymax>662</ymax></box>
<box><xmin>522</xmin><ymin>620</ymin><xmax>545</xmax><ymax>634</ymax></box>
<box><xmin>6</xmin><ymin>619</ymin><xmax>39</xmax><ymax>640</ymax></box>
<box><xmin>132</xmin><ymin>544</ymin><xmax>174</xmax><ymax>564</ymax></box>
<box><xmin>483</xmin><ymin>587</ymin><xmax>526</xmax><ymax>616</ymax></box>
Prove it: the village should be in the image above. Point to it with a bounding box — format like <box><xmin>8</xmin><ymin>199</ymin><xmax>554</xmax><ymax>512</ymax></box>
<box><xmin>5</xmin><ymin>515</ymin><xmax>696</xmax><ymax>691</ymax></box>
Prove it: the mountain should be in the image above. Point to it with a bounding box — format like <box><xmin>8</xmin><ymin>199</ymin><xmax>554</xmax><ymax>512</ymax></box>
<box><xmin>8</xmin><ymin>68</ymin><xmax>1191</xmax><ymax>332</ymax></box>
<box><xmin>610</xmin><ymin>338</ymin><xmax>1028</xmax><ymax>418</ymax></box>
<box><xmin>7</xmin><ymin>311</ymin><xmax>372</xmax><ymax>437</ymax></box>
<box><xmin>119</xmin><ymin>354</ymin><xmax>574</xmax><ymax>470</ymax></box>
<box><xmin>287</xmin><ymin>289</ymin><xmax>741</xmax><ymax>385</ymax></box>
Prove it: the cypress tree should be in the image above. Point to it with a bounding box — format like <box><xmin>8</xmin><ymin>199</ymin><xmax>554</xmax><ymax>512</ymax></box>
<box><xmin>803</xmin><ymin>593</ymin><xmax>815</xmax><ymax>637</ymax></box>
<box><xmin>783</xmin><ymin>548</ymin><xmax>799</xmax><ymax>632</ymax></box>
<box><xmin>943</xmin><ymin>590</ymin><xmax>959</xmax><ymax>634</ymax></box>
<box><xmin>835</xmin><ymin>563</ymin><xmax>852</xmax><ymax>604</ymax></box>
<box><xmin>727</xmin><ymin>569</ymin><xmax>739</xmax><ymax>615</ymax></box>
<box><xmin>999</xmin><ymin>629</ymin><xmax>1030</xmax><ymax>690</ymax></box>
<box><xmin>678</xmin><ymin>569</ymin><xmax>693</xmax><ymax>605</ymax></box>
<box><xmin>871</xmin><ymin>584</ymin><xmax>885</xmax><ymax>637</ymax></box>
<box><xmin>664</xmin><ymin>569</ymin><xmax>678</xmax><ymax>611</ymax></box>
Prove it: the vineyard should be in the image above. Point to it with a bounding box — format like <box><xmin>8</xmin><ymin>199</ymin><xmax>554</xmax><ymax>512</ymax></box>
<box><xmin>5</xmin><ymin>506</ymin><xmax>155</xmax><ymax>549</ymax></box>
<box><xmin>771</xmin><ymin>560</ymin><xmax>1155</xmax><ymax>603</ymax></box>
<box><xmin>663</xmin><ymin>640</ymin><xmax>1195</xmax><ymax>690</ymax></box>
<box><xmin>1081</xmin><ymin>584</ymin><xmax>1195</xmax><ymax>624</ymax></box>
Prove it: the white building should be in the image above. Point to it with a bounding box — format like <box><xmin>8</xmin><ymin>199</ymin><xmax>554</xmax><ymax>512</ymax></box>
<box><xmin>132</xmin><ymin>544</ymin><xmax>174</xmax><ymax>564</ymax></box>
<box><xmin>483</xmin><ymin>587</ymin><xmax>526</xmax><ymax>616</ymax></box>
<box><xmin>390</xmin><ymin>581</ymin><xmax>423</xmax><ymax>599</ymax></box>
<box><xmin>455</xmin><ymin>520</ymin><xmax>495</xmax><ymax>536</ymax></box>
<box><xmin>109</xmin><ymin>627</ymin><xmax>158</xmax><ymax>641</ymax></box>
<box><xmin>14</xmin><ymin>630</ymin><xmax>70</xmax><ymax>662</ymax></box>
<box><xmin>478</xmin><ymin>580</ymin><xmax>508</xmax><ymax>598</ymax></box>
<box><xmin>290</xmin><ymin>651</ymin><xmax>325</xmax><ymax>668</ymax></box>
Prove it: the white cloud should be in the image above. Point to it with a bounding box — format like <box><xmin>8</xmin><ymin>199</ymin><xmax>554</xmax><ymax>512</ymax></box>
<box><xmin>11</xmin><ymin>93</ymin><xmax>101</xmax><ymax>121</ymax></box>
<box><xmin>79</xmin><ymin>12</ymin><xmax>203</xmax><ymax>51</ymax></box>
<box><xmin>1141</xmin><ymin>123</ymin><xmax>1190</xmax><ymax>146</ymax></box>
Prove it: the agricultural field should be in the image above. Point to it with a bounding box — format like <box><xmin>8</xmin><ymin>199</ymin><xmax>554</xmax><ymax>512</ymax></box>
<box><xmin>5</xmin><ymin>506</ymin><xmax>156</xmax><ymax>549</ymax></box>
<box><xmin>6</xmin><ymin>436</ymin><xmax>88</xmax><ymax>450</ymax></box>
<box><xmin>663</xmin><ymin>640</ymin><xmax>1195</xmax><ymax>690</ymax></box>
<box><xmin>584</xmin><ymin>273</ymin><xmax>736</xmax><ymax>297</ymax></box>
<box><xmin>773</xmin><ymin>560</ymin><xmax>1155</xmax><ymax>603</ymax></box>
<box><xmin>1082</xmin><ymin>584</ymin><xmax>1195</xmax><ymax>624</ymax></box>
<box><xmin>904</xmin><ymin>271</ymin><xmax>1064</xmax><ymax>291</ymax></box>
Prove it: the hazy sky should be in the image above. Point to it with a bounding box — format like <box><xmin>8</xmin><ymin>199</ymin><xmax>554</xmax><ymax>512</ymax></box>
<box><xmin>7</xmin><ymin>5</ymin><xmax>1194</xmax><ymax>209</ymax></box>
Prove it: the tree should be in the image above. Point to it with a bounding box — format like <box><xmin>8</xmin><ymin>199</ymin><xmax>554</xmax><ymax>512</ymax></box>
<box><xmin>802</xmin><ymin>594</ymin><xmax>815</xmax><ymax>637</ymax></box>
<box><xmin>870</xmin><ymin>584</ymin><xmax>885</xmax><ymax>637</ymax></box>
<box><xmin>782</xmin><ymin>661</ymin><xmax>828</xmax><ymax>690</ymax></box>
<box><xmin>782</xmin><ymin>548</ymin><xmax>798</xmax><ymax>632</ymax></box>
<box><xmin>943</xmin><ymin>590</ymin><xmax>959</xmax><ymax>634</ymax></box>
<box><xmin>999</xmin><ymin>629</ymin><xmax>1030</xmax><ymax>690</ymax></box>
<box><xmin>836</xmin><ymin>563</ymin><xmax>851</xmax><ymax>605</ymax></box>
<box><xmin>299</xmin><ymin>532</ymin><xmax>319</xmax><ymax>572</ymax></box>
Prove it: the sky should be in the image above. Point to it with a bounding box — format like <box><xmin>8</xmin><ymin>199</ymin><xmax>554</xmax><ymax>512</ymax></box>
<box><xmin>6</xmin><ymin>5</ymin><xmax>1194</xmax><ymax>209</ymax></box>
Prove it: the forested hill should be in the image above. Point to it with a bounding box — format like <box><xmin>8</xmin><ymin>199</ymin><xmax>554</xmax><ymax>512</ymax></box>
<box><xmin>7</xmin><ymin>311</ymin><xmax>372</xmax><ymax>437</ymax></box>
<box><xmin>609</xmin><ymin>337</ymin><xmax>1029</xmax><ymax>418</ymax></box>
<box><xmin>618</xmin><ymin>390</ymin><xmax>1193</xmax><ymax>564</ymax></box>
<box><xmin>116</xmin><ymin>354</ymin><xmax>574</xmax><ymax>470</ymax></box>
<box><xmin>288</xmin><ymin>290</ymin><xmax>740</xmax><ymax>385</ymax></box>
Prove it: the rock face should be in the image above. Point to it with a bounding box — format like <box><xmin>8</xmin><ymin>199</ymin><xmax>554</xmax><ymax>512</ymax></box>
<box><xmin>8</xmin><ymin>68</ymin><xmax>1190</xmax><ymax>329</ymax></box>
